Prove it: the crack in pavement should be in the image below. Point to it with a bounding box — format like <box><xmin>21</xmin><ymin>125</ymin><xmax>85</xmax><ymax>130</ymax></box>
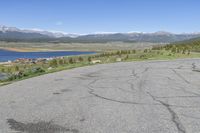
<box><xmin>167</xmin><ymin>77</ymin><xmax>200</xmax><ymax>97</ymax></box>
<box><xmin>85</xmin><ymin>70</ymin><xmax>198</xmax><ymax>108</ymax></box>
<box><xmin>172</xmin><ymin>69</ymin><xmax>190</xmax><ymax>84</ymax></box>
<box><xmin>147</xmin><ymin>92</ymin><xmax>186</xmax><ymax>133</ymax></box>
<box><xmin>177</xmin><ymin>65</ymin><xmax>184</xmax><ymax>69</ymax></box>
<box><xmin>192</xmin><ymin>63</ymin><xmax>196</xmax><ymax>70</ymax></box>
<box><xmin>82</xmin><ymin>64</ymin><xmax>198</xmax><ymax>132</ymax></box>
<box><xmin>117</xmin><ymin>87</ymin><xmax>135</xmax><ymax>94</ymax></box>
<box><xmin>132</xmin><ymin>67</ymin><xmax>149</xmax><ymax>78</ymax></box>
<box><xmin>192</xmin><ymin>62</ymin><xmax>200</xmax><ymax>72</ymax></box>
<box><xmin>126</xmin><ymin>79</ymin><xmax>136</xmax><ymax>91</ymax></box>
<box><xmin>88</xmin><ymin>86</ymin><xmax>200</xmax><ymax>108</ymax></box>
<box><xmin>88</xmin><ymin>86</ymin><xmax>159</xmax><ymax>106</ymax></box>
<box><xmin>86</xmin><ymin>81</ymin><xmax>198</xmax><ymax>108</ymax></box>
<box><xmin>86</xmin><ymin>79</ymin><xmax>159</xmax><ymax>106</ymax></box>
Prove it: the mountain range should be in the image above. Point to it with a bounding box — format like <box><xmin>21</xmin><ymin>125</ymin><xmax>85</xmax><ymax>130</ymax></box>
<box><xmin>1</xmin><ymin>25</ymin><xmax>200</xmax><ymax>43</ymax></box>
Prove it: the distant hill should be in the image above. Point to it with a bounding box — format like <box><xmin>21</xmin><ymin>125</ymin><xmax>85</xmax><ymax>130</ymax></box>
<box><xmin>71</xmin><ymin>32</ymin><xmax>200</xmax><ymax>43</ymax></box>
<box><xmin>171</xmin><ymin>37</ymin><xmax>200</xmax><ymax>51</ymax></box>
<box><xmin>0</xmin><ymin>25</ymin><xmax>77</xmax><ymax>42</ymax></box>
<box><xmin>0</xmin><ymin>31</ymin><xmax>52</xmax><ymax>42</ymax></box>
<box><xmin>152</xmin><ymin>37</ymin><xmax>200</xmax><ymax>53</ymax></box>
<box><xmin>1</xmin><ymin>25</ymin><xmax>200</xmax><ymax>43</ymax></box>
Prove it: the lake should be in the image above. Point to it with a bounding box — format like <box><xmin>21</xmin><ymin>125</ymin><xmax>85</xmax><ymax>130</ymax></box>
<box><xmin>0</xmin><ymin>49</ymin><xmax>96</xmax><ymax>62</ymax></box>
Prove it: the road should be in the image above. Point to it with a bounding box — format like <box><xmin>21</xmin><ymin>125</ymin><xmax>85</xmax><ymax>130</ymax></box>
<box><xmin>0</xmin><ymin>59</ymin><xmax>200</xmax><ymax>133</ymax></box>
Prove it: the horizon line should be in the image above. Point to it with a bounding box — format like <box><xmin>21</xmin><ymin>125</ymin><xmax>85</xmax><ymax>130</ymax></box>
<box><xmin>1</xmin><ymin>24</ymin><xmax>200</xmax><ymax>35</ymax></box>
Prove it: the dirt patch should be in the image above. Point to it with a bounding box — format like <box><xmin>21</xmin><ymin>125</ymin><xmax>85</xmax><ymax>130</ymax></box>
<box><xmin>54</xmin><ymin>78</ymin><xmax>64</xmax><ymax>82</ymax></box>
<box><xmin>193</xmin><ymin>69</ymin><xmax>200</xmax><ymax>72</ymax></box>
<box><xmin>7</xmin><ymin>119</ymin><xmax>79</xmax><ymax>133</ymax></box>
<box><xmin>61</xmin><ymin>89</ymin><xmax>72</xmax><ymax>93</ymax></box>
<box><xmin>53</xmin><ymin>92</ymin><xmax>61</xmax><ymax>95</ymax></box>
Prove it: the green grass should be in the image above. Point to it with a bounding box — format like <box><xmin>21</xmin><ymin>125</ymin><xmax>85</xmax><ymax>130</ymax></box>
<box><xmin>0</xmin><ymin>62</ymin><xmax>91</xmax><ymax>86</ymax></box>
<box><xmin>1</xmin><ymin>49</ymin><xmax>200</xmax><ymax>86</ymax></box>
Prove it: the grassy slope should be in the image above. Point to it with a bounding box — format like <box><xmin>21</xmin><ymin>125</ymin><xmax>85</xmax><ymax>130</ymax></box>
<box><xmin>164</xmin><ymin>37</ymin><xmax>200</xmax><ymax>52</ymax></box>
<box><xmin>1</xmin><ymin>49</ymin><xmax>200</xmax><ymax>86</ymax></box>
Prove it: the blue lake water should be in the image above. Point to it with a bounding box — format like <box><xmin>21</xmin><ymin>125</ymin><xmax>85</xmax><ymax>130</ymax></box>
<box><xmin>0</xmin><ymin>49</ymin><xmax>96</xmax><ymax>62</ymax></box>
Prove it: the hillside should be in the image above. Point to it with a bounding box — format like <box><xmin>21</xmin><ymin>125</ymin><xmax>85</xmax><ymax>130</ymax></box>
<box><xmin>152</xmin><ymin>37</ymin><xmax>200</xmax><ymax>53</ymax></box>
<box><xmin>168</xmin><ymin>37</ymin><xmax>200</xmax><ymax>51</ymax></box>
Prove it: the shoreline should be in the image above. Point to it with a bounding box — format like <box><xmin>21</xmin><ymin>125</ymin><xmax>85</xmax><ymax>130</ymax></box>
<box><xmin>0</xmin><ymin>47</ymin><xmax>99</xmax><ymax>52</ymax></box>
<box><xmin>0</xmin><ymin>49</ymin><xmax>97</xmax><ymax>64</ymax></box>
<box><xmin>0</xmin><ymin>47</ymin><xmax>38</xmax><ymax>52</ymax></box>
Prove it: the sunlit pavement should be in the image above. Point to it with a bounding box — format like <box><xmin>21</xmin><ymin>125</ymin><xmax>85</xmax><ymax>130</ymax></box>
<box><xmin>1</xmin><ymin>59</ymin><xmax>200</xmax><ymax>133</ymax></box>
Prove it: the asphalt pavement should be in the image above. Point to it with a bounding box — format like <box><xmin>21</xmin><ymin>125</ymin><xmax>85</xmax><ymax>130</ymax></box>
<box><xmin>1</xmin><ymin>59</ymin><xmax>200</xmax><ymax>133</ymax></box>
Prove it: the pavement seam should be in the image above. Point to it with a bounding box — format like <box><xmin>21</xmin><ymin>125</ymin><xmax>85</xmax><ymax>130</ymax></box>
<box><xmin>147</xmin><ymin>92</ymin><xmax>186</xmax><ymax>133</ymax></box>
<box><xmin>171</xmin><ymin>69</ymin><xmax>190</xmax><ymax>84</ymax></box>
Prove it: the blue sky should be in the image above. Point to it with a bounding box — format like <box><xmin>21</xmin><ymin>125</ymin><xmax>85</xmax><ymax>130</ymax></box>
<box><xmin>0</xmin><ymin>0</ymin><xmax>200</xmax><ymax>34</ymax></box>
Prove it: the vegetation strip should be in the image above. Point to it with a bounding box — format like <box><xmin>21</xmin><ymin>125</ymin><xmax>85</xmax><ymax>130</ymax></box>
<box><xmin>1</xmin><ymin>45</ymin><xmax>200</xmax><ymax>86</ymax></box>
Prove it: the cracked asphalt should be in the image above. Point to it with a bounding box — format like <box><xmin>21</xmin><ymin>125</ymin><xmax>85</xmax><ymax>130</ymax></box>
<box><xmin>1</xmin><ymin>59</ymin><xmax>200</xmax><ymax>133</ymax></box>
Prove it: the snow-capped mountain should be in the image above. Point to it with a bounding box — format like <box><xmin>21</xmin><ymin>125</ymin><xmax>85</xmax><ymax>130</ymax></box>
<box><xmin>0</xmin><ymin>25</ymin><xmax>78</xmax><ymax>38</ymax></box>
<box><xmin>0</xmin><ymin>25</ymin><xmax>20</xmax><ymax>32</ymax></box>
<box><xmin>1</xmin><ymin>25</ymin><xmax>200</xmax><ymax>43</ymax></box>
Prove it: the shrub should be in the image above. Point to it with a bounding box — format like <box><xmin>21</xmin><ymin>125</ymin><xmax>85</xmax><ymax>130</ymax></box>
<box><xmin>31</xmin><ymin>67</ymin><xmax>45</xmax><ymax>73</ymax></box>
<box><xmin>144</xmin><ymin>49</ymin><xmax>148</xmax><ymax>53</ymax></box>
<box><xmin>58</xmin><ymin>59</ymin><xmax>64</xmax><ymax>65</ymax></box>
<box><xmin>14</xmin><ymin>66</ymin><xmax>19</xmax><ymax>71</ymax></box>
<box><xmin>88</xmin><ymin>57</ymin><xmax>92</xmax><ymax>62</ymax></box>
<box><xmin>68</xmin><ymin>58</ymin><xmax>74</xmax><ymax>64</ymax></box>
<box><xmin>78</xmin><ymin>57</ymin><xmax>84</xmax><ymax>62</ymax></box>
<box><xmin>49</xmin><ymin>59</ymin><xmax>58</xmax><ymax>67</ymax></box>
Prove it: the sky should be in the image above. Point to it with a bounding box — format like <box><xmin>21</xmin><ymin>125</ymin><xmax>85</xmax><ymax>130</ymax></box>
<box><xmin>0</xmin><ymin>0</ymin><xmax>200</xmax><ymax>34</ymax></box>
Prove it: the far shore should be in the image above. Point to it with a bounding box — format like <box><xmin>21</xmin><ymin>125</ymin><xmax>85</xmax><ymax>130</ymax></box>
<box><xmin>0</xmin><ymin>47</ymin><xmax>98</xmax><ymax>52</ymax></box>
<box><xmin>0</xmin><ymin>47</ymin><xmax>67</xmax><ymax>52</ymax></box>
